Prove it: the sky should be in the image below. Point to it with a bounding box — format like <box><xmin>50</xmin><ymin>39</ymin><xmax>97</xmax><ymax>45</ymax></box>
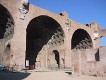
<box><xmin>29</xmin><ymin>0</ymin><xmax>106</xmax><ymax>46</ymax></box>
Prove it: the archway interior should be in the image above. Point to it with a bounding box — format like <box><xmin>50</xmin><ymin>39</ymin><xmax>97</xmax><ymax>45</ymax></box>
<box><xmin>5</xmin><ymin>44</ymin><xmax>11</xmax><ymax>54</ymax></box>
<box><xmin>26</xmin><ymin>15</ymin><xmax>64</xmax><ymax>67</ymax></box>
<box><xmin>0</xmin><ymin>4</ymin><xmax>14</xmax><ymax>65</ymax></box>
<box><xmin>0</xmin><ymin>4</ymin><xmax>14</xmax><ymax>40</ymax></box>
<box><xmin>71</xmin><ymin>29</ymin><xmax>93</xmax><ymax>50</ymax></box>
<box><xmin>53</xmin><ymin>50</ymin><xmax>60</xmax><ymax>68</ymax></box>
<box><xmin>3</xmin><ymin>44</ymin><xmax>11</xmax><ymax>66</ymax></box>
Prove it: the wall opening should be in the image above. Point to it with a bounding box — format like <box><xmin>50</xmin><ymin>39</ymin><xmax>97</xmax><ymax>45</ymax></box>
<box><xmin>0</xmin><ymin>4</ymin><xmax>14</xmax><ymax>65</ymax></box>
<box><xmin>71</xmin><ymin>29</ymin><xmax>93</xmax><ymax>50</ymax></box>
<box><xmin>26</xmin><ymin>15</ymin><xmax>64</xmax><ymax>69</ymax></box>
<box><xmin>61</xmin><ymin>58</ymin><xmax>65</xmax><ymax>65</ymax></box>
<box><xmin>3</xmin><ymin>43</ymin><xmax>11</xmax><ymax>66</ymax></box>
<box><xmin>95</xmin><ymin>49</ymin><xmax>100</xmax><ymax>61</ymax></box>
<box><xmin>53</xmin><ymin>50</ymin><xmax>60</xmax><ymax>68</ymax></box>
<box><xmin>5</xmin><ymin>44</ymin><xmax>11</xmax><ymax>54</ymax></box>
<box><xmin>61</xmin><ymin>58</ymin><xmax>65</xmax><ymax>68</ymax></box>
<box><xmin>0</xmin><ymin>4</ymin><xmax>14</xmax><ymax>40</ymax></box>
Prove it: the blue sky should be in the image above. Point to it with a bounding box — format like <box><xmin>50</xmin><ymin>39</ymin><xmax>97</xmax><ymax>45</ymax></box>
<box><xmin>29</xmin><ymin>0</ymin><xmax>106</xmax><ymax>46</ymax></box>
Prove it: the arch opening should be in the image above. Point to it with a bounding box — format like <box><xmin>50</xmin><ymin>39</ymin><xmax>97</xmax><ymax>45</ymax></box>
<box><xmin>0</xmin><ymin>4</ymin><xmax>14</xmax><ymax>40</ymax></box>
<box><xmin>26</xmin><ymin>15</ymin><xmax>64</xmax><ymax>69</ymax></box>
<box><xmin>5</xmin><ymin>44</ymin><xmax>11</xmax><ymax>54</ymax></box>
<box><xmin>0</xmin><ymin>4</ymin><xmax>14</xmax><ymax>65</ymax></box>
<box><xmin>71</xmin><ymin>29</ymin><xmax>93</xmax><ymax>50</ymax></box>
<box><xmin>53</xmin><ymin>50</ymin><xmax>60</xmax><ymax>68</ymax></box>
<box><xmin>3</xmin><ymin>44</ymin><xmax>11</xmax><ymax>66</ymax></box>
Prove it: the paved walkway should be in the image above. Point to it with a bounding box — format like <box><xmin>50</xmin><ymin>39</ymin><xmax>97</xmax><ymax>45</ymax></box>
<box><xmin>24</xmin><ymin>71</ymin><xmax>106</xmax><ymax>80</ymax></box>
<box><xmin>0</xmin><ymin>69</ymin><xmax>106</xmax><ymax>80</ymax></box>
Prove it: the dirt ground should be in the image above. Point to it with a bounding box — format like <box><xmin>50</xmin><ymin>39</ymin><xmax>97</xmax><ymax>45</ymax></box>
<box><xmin>0</xmin><ymin>69</ymin><xmax>106</xmax><ymax>80</ymax></box>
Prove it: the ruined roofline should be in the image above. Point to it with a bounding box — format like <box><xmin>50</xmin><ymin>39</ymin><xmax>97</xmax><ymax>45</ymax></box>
<box><xmin>99</xmin><ymin>29</ymin><xmax>106</xmax><ymax>37</ymax></box>
<box><xmin>69</xmin><ymin>19</ymin><xmax>100</xmax><ymax>28</ymax></box>
<box><xmin>24</xmin><ymin>0</ymin><xmax>103</xmax><ymax>29</ymax></box>
<box><xmin>29</xmin><ymin>2</ymin><xmax>68</xmax><ymax>17</ymax></box>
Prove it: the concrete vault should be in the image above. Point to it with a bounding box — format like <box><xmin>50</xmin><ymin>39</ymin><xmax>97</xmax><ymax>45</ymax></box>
<box><xmin>26</xmin><ymin>15</ymin><xmax>64</xmax><ymax>68</ymax></box>
<box><xmin>71</xmin><ymin>29</ymin><xmax>93</xmax><ymax>50</ymax></box>
<box><xmin>0</xmin><ymin>4</ymin><xmax>15</xmax><ymax>66</ymax></box>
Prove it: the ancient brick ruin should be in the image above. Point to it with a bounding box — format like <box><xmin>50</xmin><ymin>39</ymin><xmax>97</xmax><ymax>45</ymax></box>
<box><xmin>0</xmin><ymin>0</ymin><xmax>106</xmax><ymax>76</ymax></box>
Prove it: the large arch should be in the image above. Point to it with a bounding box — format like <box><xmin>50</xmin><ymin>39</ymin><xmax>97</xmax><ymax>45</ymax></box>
<box><xmin>26</xmin><ymin>15</ymin><xmax>64</xmax><ymax>69</ymax></box>
<box><xmin>0</xmin><ymin>4</ymin><xmax>14</xmax><ymax>40</ymax></box>
<box><xmin>0</xmin><ymin>4</ymin><xmax>15</xmax><ymax>65</ymax></box>
<box><xmin>71</xmin><ymin>29</ymin><xmax>93</xmax><ymax>50</ymax></box>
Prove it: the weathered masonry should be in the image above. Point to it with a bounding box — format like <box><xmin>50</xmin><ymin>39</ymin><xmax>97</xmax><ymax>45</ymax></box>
<box><xmin>0</xmin><ymin>0</ymin><xmax>106</xmax><ymax>76</ymax></box>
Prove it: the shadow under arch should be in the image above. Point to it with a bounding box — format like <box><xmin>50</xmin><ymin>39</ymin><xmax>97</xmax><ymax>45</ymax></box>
<box><xmin>53</xmin><ymin>50</ymin><xmax>60</xmax><ymax>68</ymax></box>
<box><xmin>0</xmin><ymin>4</ymin><xmax>15</xmax><ymax>40</ymax></box>
<box><xmin>0</xmin><ymin>4</ymin><xmax>15</xmax><ymax>67</ymax></box>
<box><xmin>71</xmin><ymin>29</ymin><xmax>93</xmax><ymax>50</ymax></box>
<box><xmin>26</xmin><ymin>15</ymin><xmax>64</xmax><ymax>69</ymax></box>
